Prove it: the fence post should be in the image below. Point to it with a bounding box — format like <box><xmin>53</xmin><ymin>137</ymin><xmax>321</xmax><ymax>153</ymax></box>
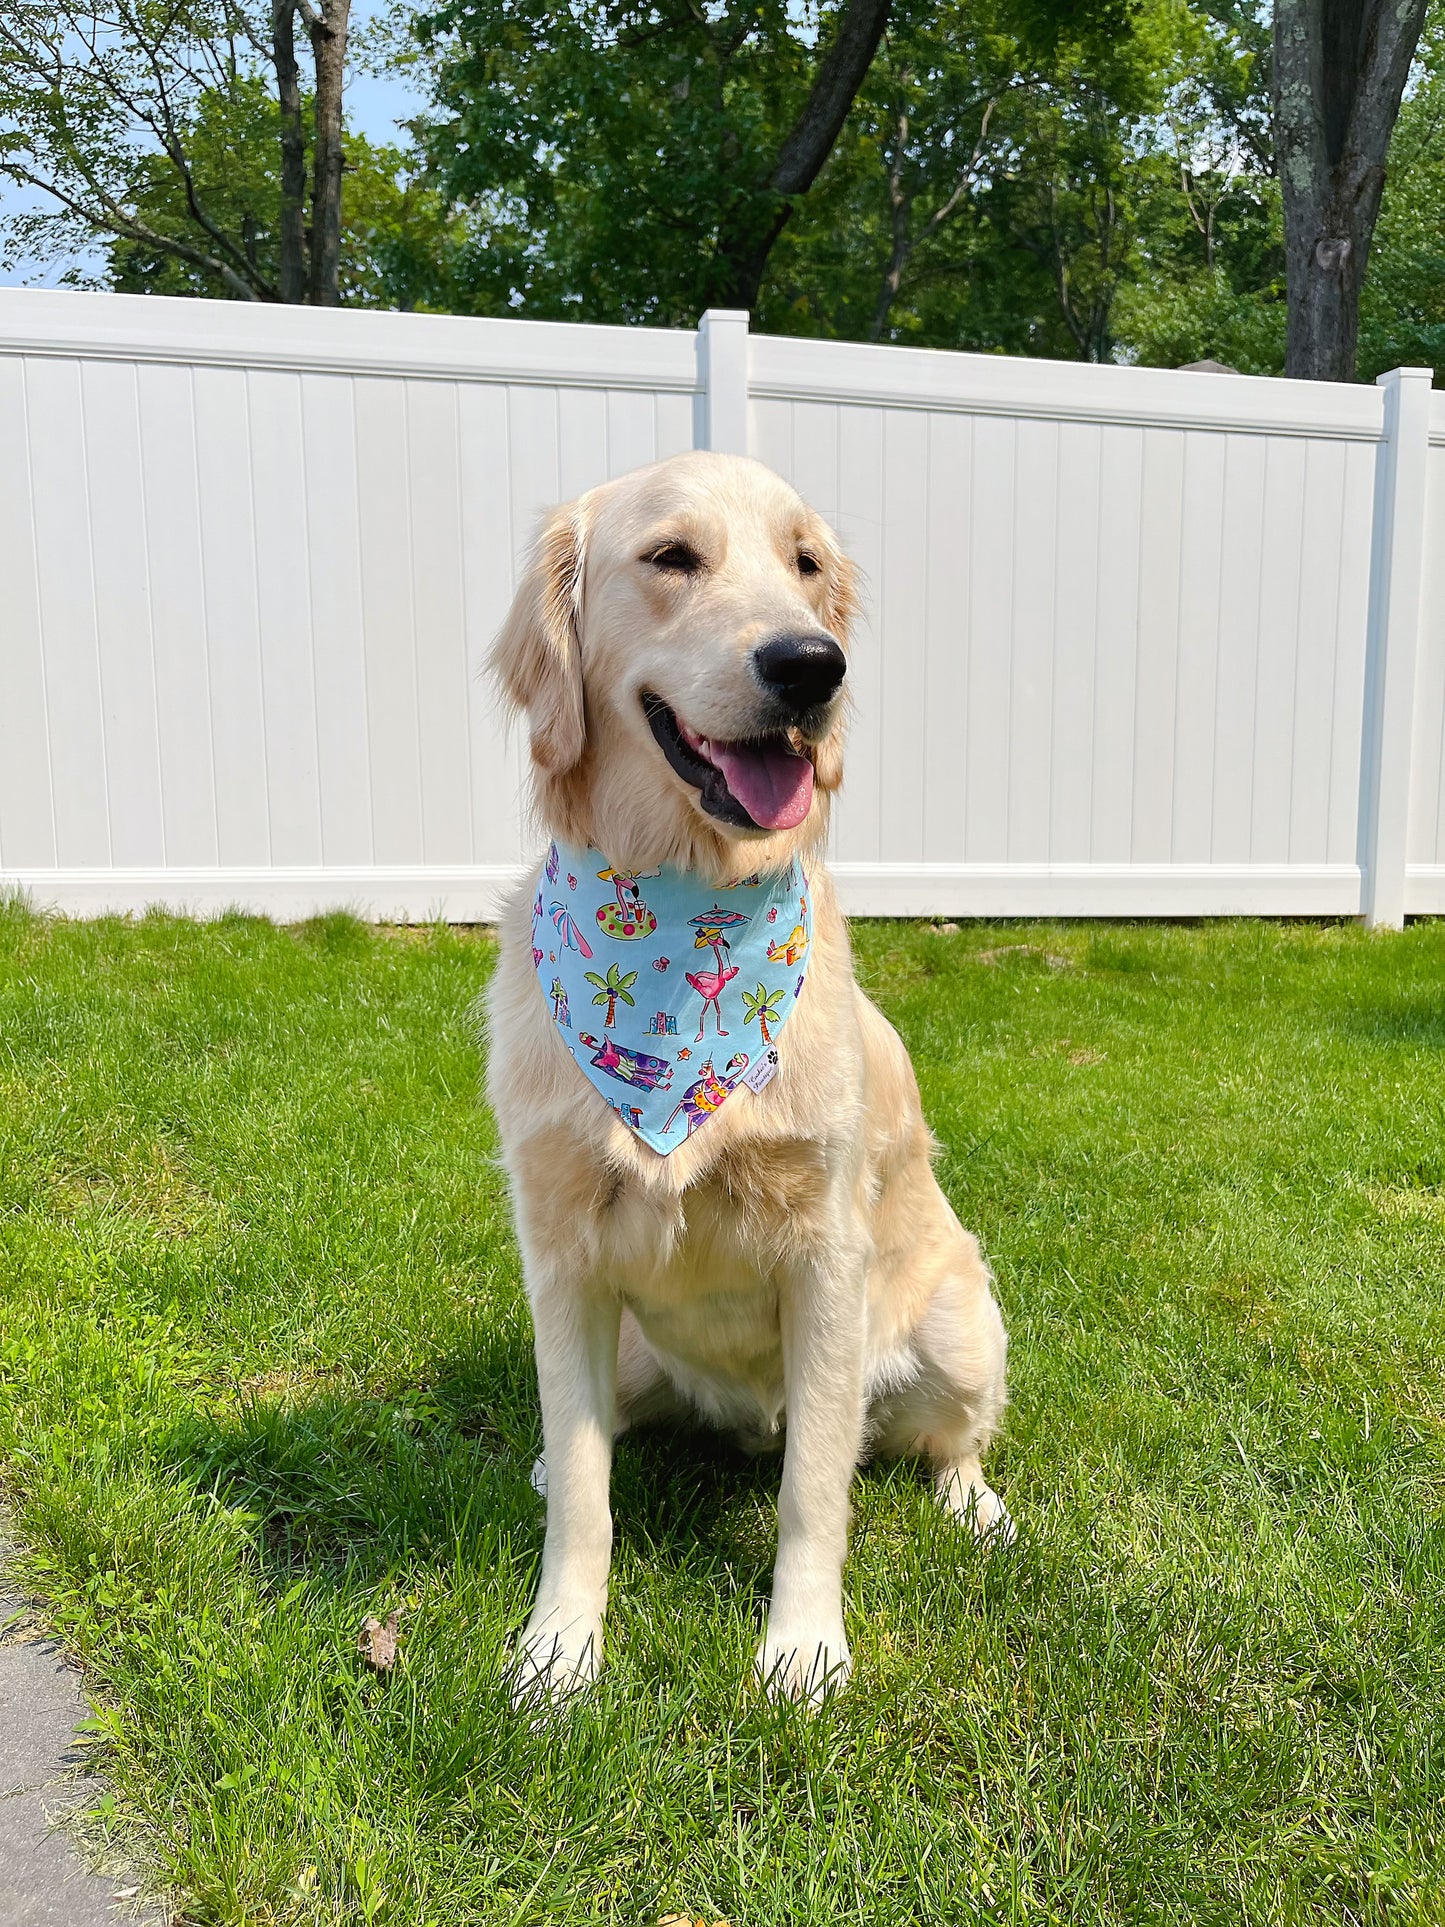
<box><xmin>697</xmin><ymin>309</ymin><xmax>750</xmax><ymax>456</ymax></box>
<box><xmin>1360</xmin><ymin>366</ymin><xmax>1434</xmax><ymax>929</ymax></box>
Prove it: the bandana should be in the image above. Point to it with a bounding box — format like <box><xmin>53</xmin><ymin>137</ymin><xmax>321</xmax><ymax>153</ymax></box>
<box><xmin>531</xmin><ymin>840</ymin><xmax>813</xmax><ymax>1154</ymax></box>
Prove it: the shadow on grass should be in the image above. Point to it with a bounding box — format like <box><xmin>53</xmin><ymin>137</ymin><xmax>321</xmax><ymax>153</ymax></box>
<box><xmin>1335</xmin><ymin>988</ymin><xmax>1445</xmax><ymax>1050</ymax></box>
<box><xmin>158</xmin><ymin>1329</ymin><xmax>817</xmax><ymax>1629</ymax></box>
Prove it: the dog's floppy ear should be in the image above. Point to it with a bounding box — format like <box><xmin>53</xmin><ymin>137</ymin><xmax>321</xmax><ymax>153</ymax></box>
<box><xmin>492</xmin><ymin>504</ymin><xmax>588</xmax><ymax>775</ymax></box>
<box><xmin>812</xmin><ymin>547</ymin><xmax>860</xmax><ymax>794</ymax></box>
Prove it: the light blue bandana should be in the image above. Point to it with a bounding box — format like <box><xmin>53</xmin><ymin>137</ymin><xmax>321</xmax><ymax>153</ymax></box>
<box><xmin>531</xmin><ymin>840</ymin><xmax>814</xmax><ymax>1154</ymax></box>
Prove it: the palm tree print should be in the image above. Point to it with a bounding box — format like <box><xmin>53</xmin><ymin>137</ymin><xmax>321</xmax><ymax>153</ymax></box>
<box><xmin>742</xmin><ymin>982</ymin><xmax>786</xmax><ymax>1044</ymax></box>
<box><xmin>584</xmin><ymin>963</ymin><xmax>638</xmax><ymax>1027</ymax></box>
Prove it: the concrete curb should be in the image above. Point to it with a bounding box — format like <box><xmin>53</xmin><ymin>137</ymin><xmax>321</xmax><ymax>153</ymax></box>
<box><xmin>0</xmin><ymin>1591</ymin><xmax>167</xmax><ymax>1927</ymax></box>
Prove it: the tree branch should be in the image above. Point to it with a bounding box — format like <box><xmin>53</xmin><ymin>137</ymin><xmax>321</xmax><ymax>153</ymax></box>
<box><xmin>868</xmin><ymin>93</ymin><xmax>913</xmax><ymax>340</ymax></box>
<box><xmin>770</xmin><ymin>0</ymin><xmax>892</xmax><ymax>198</ymax></box>
<box><xmin>3</xmin><ymin>161</ymin><xmax>266</xmax><ymax>299</ymax></box>
<box><xmin>868</xmin><ymin>93</ymin><xmax>997</xmax><ymax>342</ymax></box>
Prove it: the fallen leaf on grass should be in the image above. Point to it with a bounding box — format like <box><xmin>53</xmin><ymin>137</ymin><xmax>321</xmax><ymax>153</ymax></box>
<box><xmin>357</xmin><ymin>1611</ymin><xmax>400</xmax><ymax>1671</ymax></box>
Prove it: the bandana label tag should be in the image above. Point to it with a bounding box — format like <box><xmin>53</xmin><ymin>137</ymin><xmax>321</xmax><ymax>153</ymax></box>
<box><xmin>742</xmin><ymin>1048</ymin><xmax>780</xmax><ymax>1093</ymax></box>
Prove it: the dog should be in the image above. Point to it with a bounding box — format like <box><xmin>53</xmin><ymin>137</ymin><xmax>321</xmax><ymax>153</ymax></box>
<box><xmin>485</xmin><ymin>450</ymin><xmax>1010</xmax><ymax>1706</ymax></box>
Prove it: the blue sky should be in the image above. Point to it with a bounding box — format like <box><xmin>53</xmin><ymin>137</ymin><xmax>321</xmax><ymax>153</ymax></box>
<box><xmin>0</xmin><ymin>3</ymin><xmax>429</xmax><ymax>287</ymax></box>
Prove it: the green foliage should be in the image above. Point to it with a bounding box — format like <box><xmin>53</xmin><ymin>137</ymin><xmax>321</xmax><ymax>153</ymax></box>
<box><xmin>413</xmin><ymin>0</ymin><xmax>826</xmax><ymax>324</ymax></box>
<box><xmin>104</xmin><ymin>79</ymin><xmax>465</xmax><ymax>309</ymax></box>
<box><xmin>0</xmin><ymin>0</ymin><xmax>235</xmax><ymax>287</ymax></box>
<box><xmin>1108</xmin><ymin>0</ymin><xmax>1287</xmax><ymax>370</ymax></box>
<box><xmin>768</xmin><ymin>0</ymin><xmax>1287</xmax><ymax>362</ymax></box>
<box><xmin>406</xmin><ymin>0</ymin><xmax>1296</xmax><ymax>366</ymax></box>
<box><xmin>2</xmin><ymin>910</ymin><xmax>1444</xmax><ymax>1920</ymax></box>
<box><xmin>7</xmin><ymin>0</ymin><xmax>1443</xmax><ymax>372</ymax></box>
<box><xmin>1358</xmin><ymin>13</ymin><xmax>1445</xmax><ymax>380</ymax></box>
<box><xmin>89</xmin><ymin>71</ymin><xmax>275</xmax><ymax>299</ymax></box>
<box><xmin>0</xmin><ymin>0</ymin><xmax>463</xmax><ymax>307</ymax></box>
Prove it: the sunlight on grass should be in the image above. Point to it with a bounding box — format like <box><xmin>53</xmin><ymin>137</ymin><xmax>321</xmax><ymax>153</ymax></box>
<box><xmin>1</xmin><ymin>908</ymin><xmax>1442</xmax><ymax>1925</ymax></box>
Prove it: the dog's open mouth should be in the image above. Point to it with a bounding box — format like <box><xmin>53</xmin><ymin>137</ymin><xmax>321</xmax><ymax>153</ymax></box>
<box><xmin>644</xmin><ymin>696</ymin><xmax>815</xmax><ymax>832</ymax></box>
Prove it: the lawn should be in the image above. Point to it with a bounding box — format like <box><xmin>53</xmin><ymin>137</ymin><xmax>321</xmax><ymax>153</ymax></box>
<box><xmin>1</xmin><ymin>900</ymin><xmax>1443</xmax><ymax>1927</ymax></box>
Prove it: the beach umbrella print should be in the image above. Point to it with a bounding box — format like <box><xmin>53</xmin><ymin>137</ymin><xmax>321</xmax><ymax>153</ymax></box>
<box><xmin>688</xmin><ymin>906</ymin><xmax>750</xmax><ymax>969</ymax></box>
<box><xmin>550</xmin><ymin>901</ymin><xmax>594</xmax><ymax>958</ymax></box>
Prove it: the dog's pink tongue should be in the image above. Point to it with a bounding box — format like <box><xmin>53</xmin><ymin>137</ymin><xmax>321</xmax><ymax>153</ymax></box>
<box><xmin>709</xmin><ymin>738</ymin><xmax>815</xmax><ymax>830</ymax></box>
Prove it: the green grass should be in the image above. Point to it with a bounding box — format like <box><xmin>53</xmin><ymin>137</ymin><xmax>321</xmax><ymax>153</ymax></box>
<box><xmin>2</xmin><ymin>901</ymin><xmax>1443</xmax><ymax>1927</ymax></box>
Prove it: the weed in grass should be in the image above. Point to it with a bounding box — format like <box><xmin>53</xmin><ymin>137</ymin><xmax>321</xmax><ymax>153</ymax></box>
<box><xmin>0</xmin><ymin>908</ymin><xmax>1442</xmax><ymax>1923</ymax></box>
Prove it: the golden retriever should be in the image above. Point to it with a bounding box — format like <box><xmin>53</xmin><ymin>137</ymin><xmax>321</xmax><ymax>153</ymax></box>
<box><xmin>486</xmin><ymin>450</ymin><xmax>1010</xmax><ymax>1706</ymax></box>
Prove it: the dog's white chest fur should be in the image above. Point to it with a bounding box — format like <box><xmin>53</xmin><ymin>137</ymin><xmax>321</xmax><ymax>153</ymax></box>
<box><xmin>594</xmin><ymin>1158</ymin><xmax>823</xmax><ymax>1439</ymax></box>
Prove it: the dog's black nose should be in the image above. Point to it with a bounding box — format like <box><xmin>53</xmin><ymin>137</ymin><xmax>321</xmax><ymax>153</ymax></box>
<box><xmin>753</xmin><ymin>632</ymin><xmax>847</xmax><ymax>714</ymax></box>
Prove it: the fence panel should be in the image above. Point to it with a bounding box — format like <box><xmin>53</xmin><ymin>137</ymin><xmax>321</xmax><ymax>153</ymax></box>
<box><xmin>747</xmin><ymin>333</ymin><xmax>1389</xmax><ymax>913</ymax></box>
<box><xmin>1405</xmin><ymin>411</ymin><xmax>1445</xmax><ymax>910</ymax></box>
<box><xmin>0</xmin><ymin>292</ymin><xmax>700</xmax><ymax>915</ymax></box>
<box><xmin>0</xmin><ymin>290</ymin><xmax>1438</xmax><ymax>922</ymax></box>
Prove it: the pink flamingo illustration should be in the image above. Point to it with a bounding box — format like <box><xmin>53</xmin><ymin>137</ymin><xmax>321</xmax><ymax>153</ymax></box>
<box><xmin>686</xmin><ymin>906</ymin><xmax>749</xmax><ymax>1040</ymax></box>
<box><xmin>685</xmin><ymin>962</ymin><xmax>739</xmax><ymax>1039</ymax></box>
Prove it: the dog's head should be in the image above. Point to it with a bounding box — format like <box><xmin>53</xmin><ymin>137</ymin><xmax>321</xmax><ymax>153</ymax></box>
<box><xmin>492</xmin><ymin>451</ymin><xmax>858</xmax><ymax>876</ymax></box>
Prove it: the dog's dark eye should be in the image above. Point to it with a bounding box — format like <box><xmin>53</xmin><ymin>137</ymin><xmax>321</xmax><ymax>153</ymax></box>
<box><xmin>796</xmin><ymin>551</ymin><xmax>821</xmax><ymax>577</ymax></box>
<box><xmin>648</xmin><ymin>542</ymin><xmax>702</xmax><ymax>575</ymax></box>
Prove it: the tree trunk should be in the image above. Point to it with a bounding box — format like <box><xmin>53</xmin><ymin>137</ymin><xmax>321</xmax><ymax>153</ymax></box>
<box><xmin>305</xmin><ymin>0</ymin><xmax>351</xmax><ymax>306</ymax></box>
<box><xmin>1273</xmin><ymin>0</ymin><xmax>1427</xmax><ymax>380</ymax></box>
<box><xmin>1281</xmin><ymin>187</ymin><xmax>1375</xmax><ymax>381</ymax></box>
<box><xmin>272</xmin><ymin>0</ymin><xmax>307</xmax><ymax>303</ymax></box>
<box><xmin>869</xmin><ymin>103</ymin><xmax>912</xmax><ymax>341</ymax></box>
<box><xmin>709</xmin><ymin>0</ymin><xmax>891</xmax><ymax>313</ymax></box>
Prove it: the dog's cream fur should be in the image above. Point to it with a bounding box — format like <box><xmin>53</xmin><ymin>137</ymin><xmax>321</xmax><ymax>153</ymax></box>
<box><xmin>486</xmin><ymin>451</ymin><xmax>1010</xmax><ymax>1705</ymax></box>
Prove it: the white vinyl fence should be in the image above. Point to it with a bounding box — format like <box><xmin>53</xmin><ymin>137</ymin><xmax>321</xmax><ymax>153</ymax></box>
<box><xmin>1</xmin><ymin>288</ymin><xmax>1442</xmax><ymax>925</ymax></box>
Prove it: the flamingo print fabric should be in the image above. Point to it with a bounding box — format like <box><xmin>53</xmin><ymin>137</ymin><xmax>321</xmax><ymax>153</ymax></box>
<box><xmin>531</xmin><ymin>839</ymin><xmax>814</xmax><ymax>1155</ymax></box>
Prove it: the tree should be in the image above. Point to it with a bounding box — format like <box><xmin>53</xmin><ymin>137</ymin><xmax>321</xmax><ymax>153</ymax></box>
<box><xmin>1357</xmin><ymin>8</ymin><xmax>1445</xmax><ymax>377</ymax></box>
<box><xmin>94</xmin><ymin>78</ymin><xmax>464</xmax><ymax>308</ymax></box>
<box><xmin>412</xmin><ymin>0</ymin><xmax>1150</xmax><ymax>344</ymax></box>
<box><xmin>1274</xmin><ymin>0</ymin><xmax>1430</xmax><ymax>378</ymax></box>
<box><xmin>835</xmin><ymin>0</ymin><xmax>1018</xmax><ymax>341</ymax></box>
<box><xmin>584</xmin><ymin>966</ymin><xmax>638</xmax><ymax>1029</ymax></box>
<box><xmin>990</xmin><ymin>79</ymin><xmax>1141</xmax><ymax>361</ymax></box>
<box><xmin>717</xmin><ymin>0</ymin><xmax>892</xmax><ymax>309</ymax></box>
<box><xmin>742</xmin><ymin>984</ymin><xmax>786</xmax><ymax>1044</ymax></box>
<box><xmin>769</xmin><ymin>0</ymin><xmax>1185</xmax><ymax>360</ymax></box>
<box><xmin>414</xmin><ymin>0</ymin><xmax>891</xmax><ymax>321</ymax></box>
<box><xmin>0</xmin><ymin>0</ymin><xmax>355</xmax><ymax>304</ymax></box>
<box><xmin>1108</xmin><ymin>0</ymin><xmax>1287</xmax><ymax>372</ymax></box>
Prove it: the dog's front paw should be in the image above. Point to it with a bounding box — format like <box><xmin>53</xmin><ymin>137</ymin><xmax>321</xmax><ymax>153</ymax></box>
<box><xmin>937</xmin><ymin>1465</ymin><xmax>1017</xmax><ymax>1549</ymax></box>
<box><xmin>509</xmin><ymin>1607</ymin><xmax>601</xmax><ymax>1712</ymax></box>
<box><xmin>755</xmin><ymin>1621</ymin><xmax>852</xmax><ymax>1706</ymax></box>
